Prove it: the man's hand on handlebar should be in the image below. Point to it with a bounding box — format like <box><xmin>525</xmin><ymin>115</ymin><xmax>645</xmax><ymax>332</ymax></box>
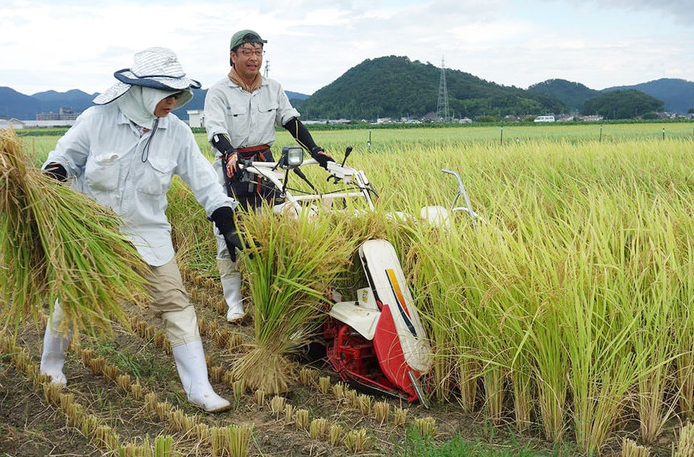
<box><xmin>224</xmin><ymin>152</ymin><xmax>239</xmax><ymax>178</ymax></box>
<box><xmin>311</xmin><ymin>146</ymin><xmax>334</xmax><ymax>170</ymax></box>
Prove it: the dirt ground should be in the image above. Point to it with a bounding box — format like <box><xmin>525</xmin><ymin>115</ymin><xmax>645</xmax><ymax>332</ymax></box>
<box><xmin>0</xmin><ymin>271</ymin><xmax>680</xmax><ymax>457</ymax></box>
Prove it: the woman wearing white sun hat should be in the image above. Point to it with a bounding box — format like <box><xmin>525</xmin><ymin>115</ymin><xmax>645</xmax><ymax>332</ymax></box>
<box><xmin>40</xmin><ymin>47</ymin><xmax>243</xmax><ymax>413</ymax></box>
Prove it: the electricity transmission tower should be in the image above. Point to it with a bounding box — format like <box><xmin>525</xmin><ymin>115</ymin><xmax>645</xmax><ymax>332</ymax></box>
<box><xmin>436</xmin><ymin>56</ymin><xmax>450</xmax><ymax>122</ymax></box>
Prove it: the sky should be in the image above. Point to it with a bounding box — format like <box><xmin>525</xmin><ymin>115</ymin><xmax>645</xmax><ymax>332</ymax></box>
<box><xmin>1</xmin><ymin>0</ymin><xmax>693</xmax><ymax>97</ymax></box>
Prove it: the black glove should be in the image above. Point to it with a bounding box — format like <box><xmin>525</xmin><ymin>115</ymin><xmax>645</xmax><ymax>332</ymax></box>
<box><xmin>311</xmin><ymin>146</ymin><xmax>334</xmax><ymax>170</ymax></box>
<box><xmin>210</xmin><ymin>206</ymin><xmax>243</xmax><ymax>262</ymax></box>
<box><xmin>43</xmin><ymin>162</ymin><xmax>68</xmax><ymax>182</ymax></box>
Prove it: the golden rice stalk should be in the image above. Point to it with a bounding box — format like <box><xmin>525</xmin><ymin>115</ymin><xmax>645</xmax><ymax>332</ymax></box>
<box><xmin>329</xmin><ymin>424</ymin><xmax>343</xmax><ymax>446</ymax></box>
<box><xmin>344</xmin><ymin>388</ymin><xmax>358</xmax><ymax>409</ymax></box>
<box><xmin>232</xmin><ymin>346</ymin><xmax>295</xmax><ymax>395</ymax></box>
<box><xmin>622</xmin><ymin>437</ymin><xmax>650</xmax><ymax>457</ymax></box>
<box><xmin>318</xmin><ymin>376</ymin><xmax>331</xmax><ymax>395</ymax></box>
<box><xmin>270</xmin><ymin>396</ymin><xmax>286</xmax><ymax>418</ymax></box>
<box><xmin>344</xmin><ymin>428</ymin><xmax>369</xmax><ymax>453</ymax></box>
<box><xmin>232</xmin><ymin>379</ymin><xmax>246</xmax><ymax>402</ymax></box>
<box><xmin>81</xmin><ymin>415</ymin><xmax>99</xmax><ymax>439</ymax></box>
<box><xmin>357</xmin><ymin>394</ymin><xmax>372</xmax><ymax>415</ymax></box>
<box><xmin>234</xmin><ymin>209</ymin><xmax>360</xmax><ymax>393</ymax></box>
<box><xmin>254</xmin><ymin>388</ymin><xmax>266</xmax><ymax>406</ymax></box>
<box><xmin>295</xmin><ymin>409</ymin><xmax>309</xmax><ymax>431</ymax></box>
<box><xmin>414</xmin><ymin>417</ymin><xmax>437</xmax><ymax>440</ymax></box>
<box><xmin>167</xmin><ymin>176</ymin><xmax>217</xmax><ymax>275</ymax></box>
<box><xmin>284</xmin><ymin>403</ymin><xmax>294</xmax><ymax>425</ymax></box>
<box><xmin>196</xmin><ymin>423</ymin><xmax>210</xmax><ymax>443</ymax></box>
<box><xmin>228</xmin><ymin>423</ymin><xmax>253</xmax><ymax>457</ymax></box>
<box><xmin>309</xmin><ymin>418</ymin><xmax>328</xmax><ymax>440</ymax></box>
<box><xmin>0</xmin><ymin>129</ymin><xmax>150</xmax><ymax>335</ymax></box>
<box><xmin>210</xmin><ymin>365</ymin><xmax>224</xmax><ymax>383</ymax></box>
<box><xmin>210</xmin><ymin>426</ymin><xmax>227</xmax><ymax>457</ymax></box>
<box><xmin>131</xmin><ymin>381</ymin><xmax>143</xmax><ymax>401</ymax></box>
<box><xmin>299</xmin><ymin>367</ymin><xmax>318</xmax><ymax>387</ymax></box>
<box><xmin>332</xmin><ymin>382</ymin><xmax>345</xmax><ymax>401</ymax></box>
<box><xmin>42</xmin><ymin>382</ymin><xmax>62</xmax><ymax>404</ymax></box>
<box><xmin>675</xmin><ymin>423</ymin><xmax>694</xmax><ymax>457</ymax></box>
<box><xmin>392</xmin><ymin>407</ymin><xmax>408</xmax><ymax>426</ymax></box>
<box><xmin>153</xmin><ymin>435</ymin><xmax>174</xmax><ymax>457</ymax></box>
<box><xmin>373</xmin><ymin>401</ymin><xmax>390</xmax><ymax>425</ymax></box>
<box><xmin>144</xmin><ymin>392</ymin><xmax>159</xmax><ymax>415</ymax></box>
<box><xmin>59</xmin><ymin>391</ymin><xmax>75</xmax><ymax>411</ymax></box>
<box><xmin>116</xmin><ymin>373</ymin><xmax>131</xmax><ymax>392</ymax></box>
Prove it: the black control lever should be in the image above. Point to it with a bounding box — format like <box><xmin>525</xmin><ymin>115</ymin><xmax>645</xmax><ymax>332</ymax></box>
<box><xmin>340</xmin><ymin>146</ymin><xmax>353</xmax><ymax>167</ymax></box>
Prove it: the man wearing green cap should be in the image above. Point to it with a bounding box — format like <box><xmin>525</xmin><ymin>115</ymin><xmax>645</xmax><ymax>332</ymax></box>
<box><xmin>204</xmin><ymin>30</ymin><xmax>333</xmax><ymax>323</ymax></box>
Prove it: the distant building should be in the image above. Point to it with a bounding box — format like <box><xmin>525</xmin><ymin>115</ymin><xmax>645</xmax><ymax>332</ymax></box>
<box><xmin>0</xmin><ymin>118</ymin><xmax>26</xmax><ymax>130</ymax></box>
<box><xmin>579</xmin><ymin>115</ymin><xmax>603</xmax><ymax>122</ymax></box>
<box><xmin>36</xmin><ymin>107</ymin><xmax>80</xmax><ymax>121</ymax></box>
<box><xmin>187</xmin><ymin>110</ymin><xmax>204</xmax><ymax>128</ymax></box>
<box><xmin>20</xmin><ymin>119</ymin><xmax>76</xmax><ymax>128</ymax></box>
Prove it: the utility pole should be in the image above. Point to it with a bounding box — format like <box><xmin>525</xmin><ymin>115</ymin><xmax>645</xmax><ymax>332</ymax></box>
<box><xmin>264</xmin><ymin>59</ymin><xmax>270</xmax><ymax>78</ymax></box>
<box><xmin>436</xmin><ymin>56</ymin><xmax>450</xmax><ymax>122</ymax></box>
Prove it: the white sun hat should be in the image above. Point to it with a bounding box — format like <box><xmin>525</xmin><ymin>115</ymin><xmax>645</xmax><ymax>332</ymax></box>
<box><xmin>93</xmin><ymin>47</ymin><xmax>201</xmax><ymax>106</ymax></box>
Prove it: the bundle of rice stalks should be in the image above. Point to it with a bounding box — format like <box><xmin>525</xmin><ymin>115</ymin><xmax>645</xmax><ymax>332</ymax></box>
<box><xmin>166</xmin><ymin>176</ymin><xmax>217</xmax><ymax>275</ymax></box>
<box><xmin>233</xmin><ymin>208</ymin><xmax>361</xmax><ymax>394</ymax></box>
<box><xmin>0</xmin><ymin>129</ymin><xmax>150</xmax><ymax>335</ymax></box>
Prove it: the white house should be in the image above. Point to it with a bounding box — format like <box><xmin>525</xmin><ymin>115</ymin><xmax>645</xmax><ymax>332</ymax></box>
<box><xmin>187</xmin><ymin>110</ymin><xmax>204</xmax><ymax>128</ymax></box>
<box><xmin>0</xmin><ymin>118</ymin><xmax>26</xmax><ymax>130</ymax></box>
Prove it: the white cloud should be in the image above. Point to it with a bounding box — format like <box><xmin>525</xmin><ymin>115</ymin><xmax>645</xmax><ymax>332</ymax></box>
<box><xmin>0</xmin><ymin>0</ymin><xmax>692</xmax><ymax>97</ymax></box>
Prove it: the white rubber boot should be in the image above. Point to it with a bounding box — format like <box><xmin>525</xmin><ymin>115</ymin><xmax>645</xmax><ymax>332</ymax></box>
<box><xmin>218</xmin><ymin>258</ymin><xmax>245</xmax><ymax>323</ymax></box>
<box><xmin>172</xmin><ymin>340</ymin><xmax>231</xmax><ymax>413</ymax></box>
<box><xmin>40</xmin><ymin>302</ymin><xmax>72</xmax><ymax>385</ymax></box>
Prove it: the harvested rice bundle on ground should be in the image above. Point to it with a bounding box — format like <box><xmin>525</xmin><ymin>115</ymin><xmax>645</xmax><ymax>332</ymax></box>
<box><xmin>0</xmin><ymin>129</ymin><xmax>150</xmax><ymax>335</ymax></box>
<box><xmin>233</xmin><ymin>208</ymin><xmax>359</xmax><ymax>394</ymax></box>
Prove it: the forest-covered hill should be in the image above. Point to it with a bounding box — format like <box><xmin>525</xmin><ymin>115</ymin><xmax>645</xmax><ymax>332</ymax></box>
<box><xmin>297</xmin><ymin>56</ymin><xmax>565</xmax><ymax>120</ymax></box>
<box><xmin>528</xmin><ymin>78</ymin><xmax>694</xmax><ymax>113</ymax></box>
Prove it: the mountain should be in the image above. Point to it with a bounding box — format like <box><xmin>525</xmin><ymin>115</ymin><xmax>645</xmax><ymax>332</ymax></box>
<box><xmin>31</xmin><ymin>89</ymin><xmax>96</xmax><ymax>113</ymax></box>
<box><xmin>605</xmin><ymin>78</ymin><xmax>694</xmax><ymax>114</ymax></box>
<box><xmin>582</xmin><ymin>89</ymin><xmax>664</xmax><ymax>118</ymax></box>
<box><xmin>0</xmin><ymin>86</ymin><xmax>312</xmax><ymax>121</ymax></box>
<box><xmin>298</xmin><ymin>56</ymin><xmax>565</xmax><ymax>120</ymax></box>
<box><xmin>286</xmin><ymin>91</ymin><xmax>309</xmax><ymax>101</ymax></box>
<box><xmin>527</xmin><ymin>79</ymin><xmax>599</xmax><ymax>111</ymax></box>
<box><xmin>0</xmin><ymin>86</ymin><xmax>95</xmax><ymax>120</ymax></box>
<box><xmin>528</xmin><ymin>78</ymin><xmax>694</xmax><ymax>113</ymax></box>
<box><xmin>0</xmin><ymin>87</ymin><xmax>43</xmax><ymax>119</ymax></box>
<box><xmin>3</xmin><ymin>62</ymin><xmax>694</xmax><ymax>121</ymax></box>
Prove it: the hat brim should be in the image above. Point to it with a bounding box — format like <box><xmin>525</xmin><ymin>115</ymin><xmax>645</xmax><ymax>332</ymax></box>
<box><xmin>114</xmin><ymin>69</ymin><xmax>201</xmax><ymax>90</ymax></box>
<box><xmin>93</xmin><ymin>69</ymin><xmax>201</xmax><ymax>105</ymax></box>
<box><xmin>93</xmin><ymin>81</ymin><xmax>131</xmax><ymax>105</ymax></box>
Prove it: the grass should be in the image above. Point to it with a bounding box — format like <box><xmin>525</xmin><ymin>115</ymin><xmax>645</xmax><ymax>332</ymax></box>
<box><xmin>394</xmin><ymin>427</ymin><xmax>571</xmax><ymax>457</ymax></box>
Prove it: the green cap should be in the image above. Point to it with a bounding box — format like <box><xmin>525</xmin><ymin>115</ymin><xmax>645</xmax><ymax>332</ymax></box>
<box><xmin>230</xmin><ymin>30</ymin><xmax>267</xmax><ymax>50</ymax></box>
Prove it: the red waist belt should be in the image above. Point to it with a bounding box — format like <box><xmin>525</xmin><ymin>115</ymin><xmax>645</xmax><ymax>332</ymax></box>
<box><xmin>237</xmin><ymin>144</ymin><xmax>271</xmax><ymax>161</ymax></box>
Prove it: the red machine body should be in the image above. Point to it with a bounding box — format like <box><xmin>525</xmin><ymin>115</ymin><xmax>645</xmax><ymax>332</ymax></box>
<box><xmin>324</xmin><ymin>240</ymin><xmax>431</xmax><ymax>404</ymax></box>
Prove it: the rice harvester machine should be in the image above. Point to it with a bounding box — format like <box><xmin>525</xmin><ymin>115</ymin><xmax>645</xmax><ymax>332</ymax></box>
<box><xmin>236</xmin><ymin>146</ymin><xmax>477</xmax><ymax>406</ymax></box>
